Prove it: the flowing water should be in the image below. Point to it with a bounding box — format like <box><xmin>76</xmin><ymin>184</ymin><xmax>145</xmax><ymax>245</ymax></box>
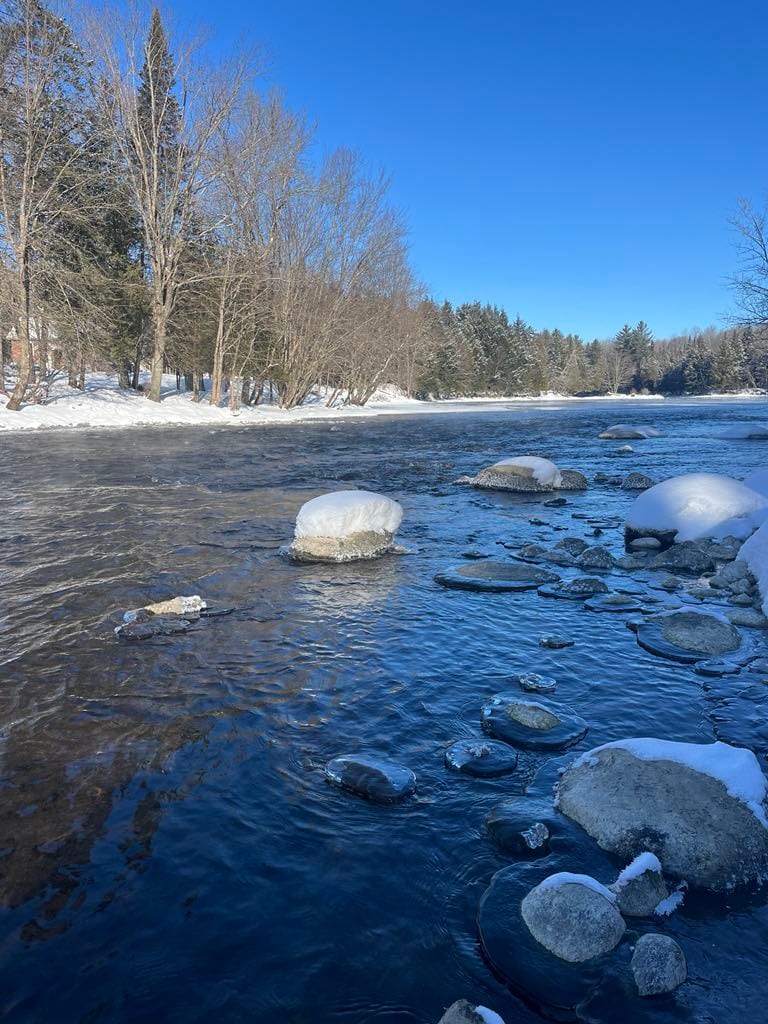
<box><xmin>1</xmin><ymin>399</ymin><xmax>768</xmax><ymax>1024</ymax></box>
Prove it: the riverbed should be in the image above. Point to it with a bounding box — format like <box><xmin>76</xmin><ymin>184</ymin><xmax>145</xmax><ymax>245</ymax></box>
<box><xmin>1</xmin><ymin>398</ymin><xmax>768</xmax><ymax>1023</ymax></box>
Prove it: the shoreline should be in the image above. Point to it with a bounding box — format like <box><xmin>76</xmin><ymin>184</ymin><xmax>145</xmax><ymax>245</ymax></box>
<box><xmin>1</xmin><ymin>376</ymin><xmax>766</xmax><ymax>434</ymax></box>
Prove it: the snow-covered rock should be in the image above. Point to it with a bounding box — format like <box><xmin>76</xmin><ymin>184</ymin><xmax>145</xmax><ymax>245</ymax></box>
<box><xmin>556</xmin><ymin>739</ymin><xmax>768</xmax><ymax>889</ymax></box>
<box><xmin>471</xmin><ymin>456</ymin><xmax>562</xmax><ymax>492</ymax></box>
<box><xmin>625</xmin><ymin>473</ymin><xmax>768</xmax><ymax>544</ymax></box>
<box><xmin>631</xmin><ymin>934</ymin><xmax>687</xmax><ymax>996</ymax></box>
<box><xmin>609</xmin><ymin>852</ymin><xmax>668</xmax><ymax>916</ymax></box>
<box><xmin>521</xmin><ymin>873</ymin><xmax>625</xmax><ymax>963</ymax></box>
<box><xmin>738</xmin><ymin>520</ymin><xmax>768</xmax><ymax>615</ymax></box>
<box><xmin>718</xmin><ymin>424</ymin><xmax>768</xmax><ymax>440</ymax></box>
<box><xmin>437</xmin><ymin>1002</ymin><xmax>505</xmax><ymax>1024</ymax></box>
<box><xmin>289</xmin><ymin>490</ymin><xmax>403</xmax><ymax>562</ymax></box>
<box><xmin>599</xmin><ymin>424</ymin><xmax>663</xmax><ymax>440</ymax></box>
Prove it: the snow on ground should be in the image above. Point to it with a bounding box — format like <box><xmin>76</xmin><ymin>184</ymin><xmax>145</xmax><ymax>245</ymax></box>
<box><xmin>489</xmin><ymin>456</ymin><xmax>562</xmax><ymax>487</ymax></box>
<box><xmin>738</xmin><ymin>522</ymin><xmax>768</xmax><ymax>617</ymax></box>
<box><xmin>625</xmin><ymin>473</ymin><xmax>768</xmax><ymax>541</ymax></box>
<box><xmin>574</xmin><ymin>739</ymin><xmax>768</xmax><ymax>827</ymax></box>
<box><xmin>536</xmin><ymin>872</ymin><xmax>617</xmax><ymax>902</ymax></box>
<box><xmin>295</xmin><ymin>491</ymin><xmax>403</xmax><ymax>539</ymax></box>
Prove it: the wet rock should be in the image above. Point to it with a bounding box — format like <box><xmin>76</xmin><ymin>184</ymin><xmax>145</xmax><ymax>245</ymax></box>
<box><xmin>559</xmin><ymin>470</ymin><xmax>589</xmax><ymax>491</ymax></box>
<box><xmin>616</xmin><ymin>553</ymin><xmax>650</xmax><ymax>570</ymax></box>
<box><xmin>435</xmin><ymin>561</ymin><xmax>558</xmax><ymax>593</ymax></box>
<box><xmin>521</xmin><ymin>874</ymin><xmax>625</xmax><ymax>963</ymax></box>
<box><xmin>554</xmin><ymin>537</ymin><xmax>589</xmax><ymax>556</ymax></box>
<box><xmin>657</xmin><ymin>609</ymin><xmax>741</xmax><ymax>655</ymax></box>
<box><xmin>729</xmin><ymin>593</ymin><xmax>755</xmax><ymax>607</ymax></box>
<box><xmin>649</xmin><ymin>542</ymin><xmax>715</xmax><ymax>574</ymax></box>
<box><xmin>481</xmin><ymin>694</ymin><xmax>588</xmax><ymax>751</ymax></box>
<box><xmin>437</xmin><ymin>1001</ymin><xmax>497</xmax><ymax>1024</ymax></box>
<box><xmin>486</xmin><ymin>805</ymin><xmax>551</xmax><ymax>857</ymax></box>
<box><xmin>622</xmin><ymin>473</ymin><xmax>657</xmax><ymax>491</ymax></box>
<box><xmin>123</xmin><ymin>595</ymin><xmax>206</xmax><ymax>621</ymax></box>
<box><xmin>538</xmin><ymin>634</ymin><xmax>574</xmax><ymax>649</ymax></box>
<box><xmin>544</xmin><ymin>497</ymin><xmax>567</xmax><ymax>507</ymax></box>
<box><xmin>631</xmin><ymin>934</ymin><xmax>687</xmax><ymax>996</ymax></box>
<box><xmin>629</xmin><ymin>536</ymin><xmax>661</xmax><ymax>551</ymax></box>
<box><xmin>516</xmin><ymin>543</ymin><xmax>548</xmax><ymax>560</ymax></box>
<box><xmin>444</xmin><ymin>739</ymin><xmax>519</xmax><ymax>778</ymax></box>
<box><xmin>461</xmin><ymin>549</ymin><xmax>490</xmax><ymax>560</ymax></box>
<box><xmin>517</xmin><ymin>672</ymin><xmax>557</xmax><ymax>694</ymax></box>
<box><xmin>727</xmin><ymin>607</ymin><xmax>768</xmax><ymax>628</ymax></box>
<box><xmin>116</xmin><ymin>616</ymin><xmax>194</xmax><ymax>640</ymax></box>
<box><xmin>324</xmin><ymin>755</ymin><xmax>416</xmax><ymax>803</ymax></box>
<box><xmin>585</xmin><ymin>593</ymin><xmax>644</xmax><ymax>613</ymax></box>
<box><xmin>576</xmin><ymin>546</ymin><xmax>616</xmax><ymax>570</ymax></box>
<box><xmin>290</xmin><ymin>529</ymin><xmax>398</xmax><ymax>563</ymax></box>
<box><xmin>539</xmin><ymin>576</ymin><xmax>609</xmax><ymax>600</ymax></box>
<box><xmin>617</xmin><ymin>444</ymin><xmax>634</xmax><ymax>454</ymax></box>
<box><xmin>556</xmin><ymin>739</ymin><xmax>768</xmax><ymax>889</ymax></box>
<box><xmin>609</xmin><ymin>853</ymin><xmax>668</xmax><ymax>916</ymax></box>
<box><xmin>660</xmin><ymin>576</ymin><xmax>682</xmax><ymax>590</ymax></box>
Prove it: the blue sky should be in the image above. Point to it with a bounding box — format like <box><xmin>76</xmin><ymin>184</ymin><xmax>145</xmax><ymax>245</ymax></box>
<box><xmin>181</xmin><ymin>0</ymin><xmax>767</xmax><ymax>340</ymax></box>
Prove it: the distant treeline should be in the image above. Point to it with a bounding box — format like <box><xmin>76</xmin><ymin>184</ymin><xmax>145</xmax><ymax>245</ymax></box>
<box><xmin>1</xmin><ymin>1</ymin><xmax>767</xmax><ymax>411</ymax></box>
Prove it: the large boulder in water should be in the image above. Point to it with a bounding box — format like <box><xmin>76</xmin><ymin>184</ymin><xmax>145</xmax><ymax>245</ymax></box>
<box><xmin>289</xmin><ymin>490</ymin><xmax>403</xmax><ymax>562</ymax></box>
<box><xmin>635</xmin><ymin>608</ymin><xmax>742</xmax><ymax>662</ymax></box>
<box><xmin>556</xmin><ymin>738</ymin><xmax>768</xmax><ymax>889</ymax></box>
<box><xmin>471</xmin><ymin>456</ymin><xmax>562</xmax><ymax>492</ymax></box>
<box><xmin>324</xmin><ymin>754</ymin><xmax>416</xmax><ymax>803</ymax></box>
<box><xmin>520</xmin><ymin>873</ymin><xmax>625</xmax><ymax>963</ymax></box>
<box><xmin>481</xmin><ymin>694</ymin><xmax>588</xmax><ymax>751</ymax></box>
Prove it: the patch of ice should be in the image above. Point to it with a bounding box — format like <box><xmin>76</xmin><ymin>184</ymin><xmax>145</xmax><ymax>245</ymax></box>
<box><xmin>572</xmin><ymin>738</ymin><xmax>768</xmax><ymax>828</ymax></box>
<box><xmin>490</xmin><ymin>456</ymin><xmax>562</xmax><ymax>487</ymax></box>
<box><xmin>615</xmin><ymin>852</ymin><xmax>663</xmax><ymax>887</ymax></box>
<box><xmin>625</xmin><ymin>473</ymin><xmax>768</xmax><ymax>541</ymax></box>
<box><xmin>536</xmin><ymin>871</ymin><xmax>617</xmax><ymax>902</ymax></box>
<box><xmin>654</xmin><ymin>886</ymin><xmax>686</xmax><ymax>917</ymax></box>
<box><xmin>295</xmin><ymin>490</ymin><xmax>403</xmax><ymax>540</ymax></box>
<box><xmin>738</xmin><ymin>521</ymin><xmax>768</xmax><ymax>615</ymax></box>
<box><xmin>474</xmin><ymin>1008</ymin><xmax>505</xmax><ymax>1024</ymax></box>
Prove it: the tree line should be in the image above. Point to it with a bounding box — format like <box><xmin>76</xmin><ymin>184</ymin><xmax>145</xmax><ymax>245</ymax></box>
<box><xmin>1</xmin><ymin>0</ymin><xmax>767</xmax><ymax>412</ymax></box>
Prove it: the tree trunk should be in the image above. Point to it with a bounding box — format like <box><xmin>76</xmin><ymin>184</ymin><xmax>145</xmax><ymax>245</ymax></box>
<box><xmin>241</xmin><ymin>379</ymin><xmax>251</xmax><ymax>406</ymax></box>
<box><xmin>229</xmin><ymin>376</ymin><xmax>242</xmax><ymax>413</ymax></box>
<box><xmin>147</xmin><ymin>297</ymin><xmax>168</xmax><ymax>402</ymax></box>
<box><xmin>118</xmin><ymin>362</ymin><xmax>131</xmax><ymax>388</ymax></box>
<box><xmin>6</xmin><ymin>268</ymin><xmax>33</xmax><ymax>412</ymax></box>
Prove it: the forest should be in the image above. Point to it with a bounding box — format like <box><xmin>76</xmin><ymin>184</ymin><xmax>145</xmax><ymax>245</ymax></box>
<box><xmin>1</xmin><ymin>0</ymin><xmax>767</xmax><ymax>412</ymax></box>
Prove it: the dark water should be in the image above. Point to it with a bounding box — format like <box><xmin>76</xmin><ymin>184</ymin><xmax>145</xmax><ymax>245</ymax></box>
<box><xmin>1</xmin><ymin>398</ymin><xmax>768</xmax><ymax>1024</ymax></box>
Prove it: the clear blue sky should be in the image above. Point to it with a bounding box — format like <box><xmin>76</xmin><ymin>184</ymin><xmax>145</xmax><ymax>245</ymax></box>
<box><xmin>181</xmin><ymin>0</ymin><xmax>767</xmax><ymax>340</ymax></box>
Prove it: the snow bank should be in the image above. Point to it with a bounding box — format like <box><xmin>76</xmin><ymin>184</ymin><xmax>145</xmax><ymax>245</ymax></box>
<box><xmin>738</xmin><ymin>521</ymin><xmax>768</xmax><ymax>615</ymax></box>
<box><xmin>718</xmin><ymin>424</ymin><xmax>768</xmax><ymax>440</ymax></box>
<box><xmin>489</xmin><ymin>456</ymin><xmax>562</xmax><ymax>487</ymax></box>
<box><xmin>615</xmin><ymin>852</ymin><xmax>662</xmax><ymax>887</ymax></box>
<box><xmin>295</xmin><ymin>490</ymin><xmax>402</xmax><ymax>540</ymax></box>
<box><xmin>574</xmin><ymin>739</ymin><xmax>768</xmax><ymax>828</ymax></box>
<box><xmin>625</xmin><ymin>473</ymin><xmax>768</xmax><ymax>541</ymax></box>
<box><xmin>536</xmin><ymin>871</ymin><xmax>617</xmax><ymax>902</ymax></box>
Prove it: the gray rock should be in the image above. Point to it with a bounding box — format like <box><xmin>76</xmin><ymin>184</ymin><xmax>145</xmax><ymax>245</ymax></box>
<box><xmin>325</xmin><ymin>755</ymin><xmax>416</xmax><ymax>803</ymax></box>
<box><xmin>557</xmin><ymin>742</ymin><xmax>768</xmax><ymax>889</ymax></box>
<box><xmin>660</xmin><ymin>576</ymin><xmax>681</xmax><ymax>591</ymax></box>
<box><xmin>472</xmin><ymin>466</ymin><xmax>554</xmax><ymax>492</ymax></box>
<box><xmin>631</xmin><ymin>934</ymin><xmax>687</xmax><ymax>996</ymax></box>
<box><xmin>654</xmin><ymin>609</ymin><xmax>742</xmax><ymax>655</ymax></box>
<box><xmin>521</xmin><ymin>876</ymin><xmax>625</xmax><ymax>963</ymax></box>
<box><xmin>729</xmin><ymin>593</ymin><xmax>755</xmax><ymax>606</ymax></box>
<box><xmin>538</xmin><ymin>634</ymin><xmax>574</xmax><ymax>649</ymax></box>
<box><xmin>290</xmin><ymin>530</ymin><xmax>396</xmax><ymax>563</ymax></box>
<box><xmin>554</xmin><ymin>537</ymin><xmax>589</xmax><ymax>556</ymax></box>
<box><xmin>559</xmin><ymin>470</ymin><xmax>589</xmax><ymax>490</ymax></box>
<box><xmin>599</xmin><ymin>425</ymin><xmax>663</xmax><ymax>440</ymax></box>
<box><xmin>622</xmin><ymin>473</ymin><xmax>657</xmax><ymax>491</ymax></box>
<box><xmin>517</xmin><ymin>543</ymin><xmax>548</xmax><ymax>560</ymax></box>
<box><xmin>649</xmin><ymin>542</ymin><xmax>715</xmax><ymax>574</ymax></box>
<box><xmin>518</xmin><ymin>672</ymin><xmax>557</xmax><ymax>693</ymax></box>
<box><xmin>629</xmin><ymin>536</ymin><xmax>662</xmax><ymax>551</ymax></box>
<box><xmin>727</xmin><ymin>607</ymin><xmax>768</xmax><ymax>628</ymax></box>
<box><xmin>576</xmin><ymin>546</ymin><xmax>617</xmax><ymax>570</ymax></box>
<box><xmin>610</xmin><ymin>858</ymin><xmax>668</xmax><ymax>916</ymax></box>
<box><xmin>437</xmin><ymin>1001</ymin><xmax>486</xmax><ymax>1024</ymax></box>
<box><xmin>616</xmin><ymin>554</ymin><xmax>651</xmax><ymax>570</ymax></box>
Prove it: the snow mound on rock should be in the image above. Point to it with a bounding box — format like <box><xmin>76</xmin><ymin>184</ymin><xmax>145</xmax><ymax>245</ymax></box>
<box><xmin>573</xmin><ymin>738</ymin><xmax>768</xmax><ymax>827</ymax></box>
<box><xmin>738</xmin><ymin>521</ymin><xmax>768</xmax><ymax>615</ymax></box>
<box><xmin>615</xmin><ymin>851</ymin><xmax>663</xmax><ymax>887</ymax></box>
<box><xmin>489</xmin><ymin>456</ymin><xmax>562</xmax><ymax>488</ymax></box>
<box><xmin>536</xmin><ymin>871</ymin><xmax>617</xmax><ymax>902</ymax></box>
<box><xmin>599</xmin><ymin>423</ymin><xmax>663</xmax><ymax>439</ymax></box>
<box><xmin>295</xmin><ymin>490</ymin><xmax>402</xmax><ymax>539</ymax></box>
<box><xmin>625</xmin><ymin>473</ymin><xmax>768</xmax><ymax>542</ymax></box>
<box><xmin>718</xmin><ymin>424</ymin><xmax>768</xmax><ymax>440</ymax></box>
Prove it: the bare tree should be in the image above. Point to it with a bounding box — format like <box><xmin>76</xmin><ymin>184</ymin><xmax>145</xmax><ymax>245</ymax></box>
<box><xmin>731</xmin><ymin>197</ymin><xmax>768</xmax><ymax>327</ymax></box>
<box><xmin>602</xmin><ymin>342</ymin><xmax>633</xmax><ymax>394</ymax></box>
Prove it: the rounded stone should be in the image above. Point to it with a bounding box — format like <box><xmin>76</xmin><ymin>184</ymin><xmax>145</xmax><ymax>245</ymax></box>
<box><xmin>622</xmin><ymin>473</ymin><xmax>657</xmax><ymax>491</ymax></box>
<box><xmin>480</xmin><ymin>694</ymin><xmax>588</xmax><ymax>751</ymax></box>
<box><xmin>575</xmin><ymin>546</ymin><xmax>616</xmax><ymax>570</ymax></box>
<box><xmin>517</xmin><ymin>672</ymin><xmax>557</xmax><ymax>694</ymax></box>
<box><xmin>324</xmin><ymin>755</ymin><xmax>416</xmax><ymax>803</ymax></box>
<box><xmin>521</xmin><ymin>875</ymin><xmax>626</xmax><ymax>963</ymax></box>
<box><xmin>435</xmin><ymin>561</ymin><xmax>558</xmax><ymax>593</ymax></box>
<box><xmin>631</xmin><ymin>933</ymin><xmax>687</xmax><ymax>996</ymax></box>
<box><xmin>584</xmin><ymin>593</ymin><xmax>644</xmax><ymax>613</ymax></box>
<box><xmin>444</xmin><ymin>739</ymin><xmax>518</xmax><ymax>778</ymax></box>
<box><xmin>558</xmin><ymin>470</ymin><xmax>589</xmax><ymax>490</ymax></box>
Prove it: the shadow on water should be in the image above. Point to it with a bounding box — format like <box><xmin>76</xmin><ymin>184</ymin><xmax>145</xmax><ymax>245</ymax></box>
<box><xmin>0</xmin><ymin>398</ymin><xmax>768</xmax><ymax>1022</ymax></box>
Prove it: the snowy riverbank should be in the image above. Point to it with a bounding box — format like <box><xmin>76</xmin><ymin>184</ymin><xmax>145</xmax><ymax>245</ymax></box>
<box><xmin>0</xmin><ymin>373</ymin><xmax>766</xmax><ymax>433</ymax></box>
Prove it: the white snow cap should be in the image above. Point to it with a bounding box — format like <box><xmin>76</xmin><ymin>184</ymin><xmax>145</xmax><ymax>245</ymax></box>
<box><xmin>625</xmin><ymin>472</ymin><xmax>768</xmax><ymax>541</ymax></box>
<box><xmin>575</xmin><ymin>738</ymin><xmax>768</xmax><ymax>828</ymax></box>
<box><xmin>474</xmin><ymin>1008</ymin><xmax>505</xmax><ymax>1024</ymax></box>
<box><xmin>738</xmin><ymin>520</ymin><xmax>768</xmax><ymax>614</ymax></box>
<box><xmin>615</xmin><ymin>852</ymin><xmax>663</xmax><ymax>888</ymax></box>
<box><xmin>490</xmin><ymin>456</ymin><xmax>561</xmax><ymax>487</ymax></box>
<box><xmin>718</xmin><ymin>423</ymin><xmax>768</xmax><ymax>440</ymax></box>
<box><xmin>600</xmin><ymin>423</ymin><xmax>663</xmax><ymax>438</ymax></box>
<box><xmin>536</xmin><ymin>871</ymin><xmax>617</xmax><ymax>902</ymax></box>
<box><xmin>295</xmin><ymin>490</ymin><xmax>403</xmax><ymax>540</ymax></box>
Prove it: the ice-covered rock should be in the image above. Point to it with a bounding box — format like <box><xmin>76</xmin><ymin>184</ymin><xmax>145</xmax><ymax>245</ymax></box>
<box><xmin>517</xmin><ymin>672</ymin><xmax>557</xmax><ymax>694</ymax></box>
<box><xmin>718</xmin><ymin>423</ymin><xmax>768</xmax><ymax>440</ymax></box>
<box><xmin>481</xmin><ymin>694</ymin><xmax>588</xmax><ymax>751</ymax></box>
<box><xmin>444</xmin><ymin>739</ymin><xmax>518</xmax><ymax>778</ymax></box>
<box><xmin>485</xmin><ymin>804</ymin><xmax>551</xmax><ymax>857</ymax></box>
<box><xmin>290</xmin><ymin>490</ymin><xmax>403</xmax><ymax>562</ymax></box>
<box><xmin>556</xmin><ymin>738</ymin><xmax>768</xmax><ymax>889</ymax></box>
<box><xmin>625</xmin><ymin>473</ymin><xmax>768</xmax><ymax>545</ymax></box>
<box><xmin>631</xmin><ymin>934</ymin><xmax>687</xmax><ymax>996</ymax></box>
<box><xmin>521</xmin><ymin>873</ymin><xmax>625</xmax><ymax>963</ymax></box>
<box><xmin>324</xmin><ymin>754</ymin><xmax>416</xmax><ymax>803</ymax></box>
<box><xmin>599</xmin><ymin>424</ymin><xmax>663</xmax><ymax>440</ymax></box>
<box><xmin>609</xmin><ymin>852</ymin><xmax>668</xmax><ymax>916</ymax></box>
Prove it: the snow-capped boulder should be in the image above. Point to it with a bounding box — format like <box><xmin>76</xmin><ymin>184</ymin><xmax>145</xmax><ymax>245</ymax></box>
<box><xmin>471</xmin><ymin>456</ymin><xmax>562</xmax><ymax>492</ymax></box>
<box><xmin>738</xmin><ymin>520</ymin><xmax>768</xmax><ymax>615</ymax></box>
<box><xmin>324</xmin><ymin>754</ymin><xmax>416</xmax><ymax>803</ymax></box>
<box><xmin>625</xmin><ymin>473</ymin><xmax>768</xmax><ymax>546</ymax></box>
<box><xmin>718</xmin><ymin>424</ymin><xmax>768</xmax><ymax>440</ymax></box>
<box><xmin>609</xmin><ymin>852</ymin><xmax>668</xmax><ymax>916</ymax></box>
<box><xmin>437</xmin><ymin>1002</ymin><xmax>505</xmax><ymax>1024</ymax></box>
<box><xmin>520</xmin><ymin>873</ymin><xmax>625</xmax><ymax>963</ymax></box>
<box><xmin>631</xmin><ymin>934</ymin><xmax>687</xmax><ymax>996</ymax></box>
<box><xmin>599</xmin><ymin>424</ymin><xmax>663</xmax><ymax>440</ymax></box>
<box><xmin>289</xmin><ymin>490</ymin><xmax>403</xmax><ymax>562</ymax></box>
<box><xmin>556</xmin><ymin>739</ymin><xmax>768</xmax><ymax>889</ymax></box>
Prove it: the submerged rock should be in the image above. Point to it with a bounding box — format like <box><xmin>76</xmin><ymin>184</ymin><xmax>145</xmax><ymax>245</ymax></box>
<box><xmin>435</xmin><ymin>561</ymin><xmax>558</xmax><ymax>593</ymax></box>
<box><xmin>556</xmin><ymin>738</ymin><xmax>768</xmax><ymax>889</ymax></box>
<box><xmin>585</xmin><ymin>592</ymin><xmax>644</xmax><ymax>613</ymax></box>
<box><xmin>324</xmin><ymin>755</ymin><xmax>416</xmax><ymax>803</ymax></box>
<box><xmin>444</xmin><ymin>739</ymin><xmax>518</xmax><ymax>778</ymax></box>
<box><xmin>486</xmin><ymin>804</ymin><xmax>551</xmax><ymax>857</ymax></box>
<box><xmin>481</xmin><ymin>694</ymin><xmax>588</xmax><ymax>751</ymax></box>
<box><xmin>655</xmin><ymin>609</ymin><xmax>741</xmax><ymax>655</ymax></box>
<box><xmin>521</xmin><ymin>873</ymin><xmax>625</xmax><ymax>963</ymax></box>
<box><xmin>631</xmin><ymin>934</ymin><xmax>687</xmax><ymax>996</ymax></box>
<box><xmin>538</xmin><ymin>634</ymin><xmax>574</xmax><ymax>649</ymax></box>
<box><xmin>437</xmin><ymin>1001</ymin><xmax>505</xmax><ymax>1024</ymax></box>
<box><xmin>116</xmin><ymin>615</ymin><xmax>194</xmax><ymax>640</ymax></box>
<box><xmin>517</xmin><ymin>672</ymin><xmax>557</xmax><ymax>694</ymax></box>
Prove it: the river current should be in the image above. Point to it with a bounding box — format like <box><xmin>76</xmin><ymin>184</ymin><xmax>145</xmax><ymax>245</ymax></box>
<box><xmin>1</xmin><ymin>398</ymin><xmax>768</xmax><ymax>1023</ymax></box>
